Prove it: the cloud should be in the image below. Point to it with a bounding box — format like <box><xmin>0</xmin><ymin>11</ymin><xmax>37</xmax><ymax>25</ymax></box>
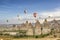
<box><xmin>40</xmin><ymin>8</ymin><xmax>60</xmax><ymax>17</ymax></box>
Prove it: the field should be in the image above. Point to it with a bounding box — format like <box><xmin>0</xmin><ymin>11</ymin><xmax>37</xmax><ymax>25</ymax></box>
<box><xmin>0</xmin><ymin>38</ymin><xmax>60</xmax><ymax>40</ymax></box>
<box><xmin>0</xmin><ymin>33</ymin><xmax>60</xmax><ymax>40</ymax></box>
<box><xmin>0</xmin><ymin>36</ymin><xmax>60</xmax><ymax>40</ymax></box>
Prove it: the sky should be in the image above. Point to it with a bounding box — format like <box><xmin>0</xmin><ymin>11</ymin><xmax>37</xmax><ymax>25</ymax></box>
<box><xmin>0</xmin><ymin>0</ymin><xmax>60</xmax><ymax>24</ymax></box>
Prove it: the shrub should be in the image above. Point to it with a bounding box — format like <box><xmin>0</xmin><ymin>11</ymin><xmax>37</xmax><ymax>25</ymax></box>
<box><xmin>35</xmin><ymin>36</ymin><xmax>38</xmax><ymax>38</ymax></box>
<box><xmin>38</xmin><ymin>33</ymin><xmax>50</xmax><ymax>38</ymax></box>
<box><xmin>54</xmin><ymin>35</ymin><xmax>57</xmax><ymax>38</ymax></box>
<box><xmin>0</xmin><ymin>33</ymin><xmax>3</xmax><ymax>35</ymax></box>
<box><xmin>4</xmin><ymin>33</ymin><xmax>10</xmax><ymax>36</ymax></box>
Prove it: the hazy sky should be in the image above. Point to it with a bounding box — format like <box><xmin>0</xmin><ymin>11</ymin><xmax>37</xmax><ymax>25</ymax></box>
<box><xmin>0</xmin><ymin>0</ymin><xmax>60</xmax><ymax>24</ymax></box>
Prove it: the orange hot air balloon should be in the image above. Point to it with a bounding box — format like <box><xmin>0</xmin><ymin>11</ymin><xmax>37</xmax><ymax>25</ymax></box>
<box><xmin>33</xmin><ymin>12</ymin><xmax>37</xmax><ymax>18</ymax></box>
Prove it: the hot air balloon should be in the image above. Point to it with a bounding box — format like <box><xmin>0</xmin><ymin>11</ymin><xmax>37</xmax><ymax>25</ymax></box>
<box><xmin>33</xmin><ymin>12</ymin><xmax>37</xmax><ymax>18</ymax></box>
<box><xmin>6</xmin><ymin>20</ymin><xmax>8</xmax><ymax>22</ymax></box>
<box><xmin>24</xmin><ymin>9</ymin><xmax>27</xmax><ymax>14</ymax></box>
<box><xmin>17</xmin><ymin>14</ymin><xmax>20</xmax><ymax>20</ymax></box>
<box><xmin>17</xmin><ymin>14</ymin><xmax>19</xmax><ymax>17</ymax></box>
<box><xmin>6</xmin><ymin>19</ymin><xmax>8</xmax><ymax>27</ymax></box>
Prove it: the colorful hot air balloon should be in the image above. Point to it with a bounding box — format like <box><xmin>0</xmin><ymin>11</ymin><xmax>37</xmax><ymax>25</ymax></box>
<box><xmin>33</xmin><ymin>12</ymin><xmax>37</xmax><ymax>18</ymax></box>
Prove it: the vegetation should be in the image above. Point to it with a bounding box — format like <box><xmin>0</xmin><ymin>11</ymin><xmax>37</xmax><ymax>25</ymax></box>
<box><xmin>0</xmin><ymin>28</ymin><xmax>56</xmax><ymax>38</ymax></box>
<box><xmin>0</xmin><ymin>32</ymin><xmax>3</xmax><ymax>35</ymax></box>
<box><xmin>35</xmin><ymin>33</ymin><xmax>50</xmax><ymax>38</ymax></box>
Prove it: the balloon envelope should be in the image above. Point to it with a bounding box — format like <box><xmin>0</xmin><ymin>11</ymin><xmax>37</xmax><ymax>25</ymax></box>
<box><xmin>24</xmin><ymin>9</ymin><xmax>27</xmax><ymax>14</ymax></box>
<box><xmin>17</xmin><ymin>15</ymin><xmax>19</xmax><ymax>17</ymax></box>
<box><xmin>6</xmin><ymin>20</ymin><xmax>8</xmax><ymax>22</ymax></box>
<box><xmin>33</xmin><ymin>13</ymin><xmax>37</xmax><ymax>18</ymax></box>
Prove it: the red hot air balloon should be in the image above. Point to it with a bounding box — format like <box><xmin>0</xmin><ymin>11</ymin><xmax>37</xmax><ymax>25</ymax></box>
<box><xmin>33</xmin><ymin>12</ymin><xmax>37</xmax><ymax>18</ymax></box>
